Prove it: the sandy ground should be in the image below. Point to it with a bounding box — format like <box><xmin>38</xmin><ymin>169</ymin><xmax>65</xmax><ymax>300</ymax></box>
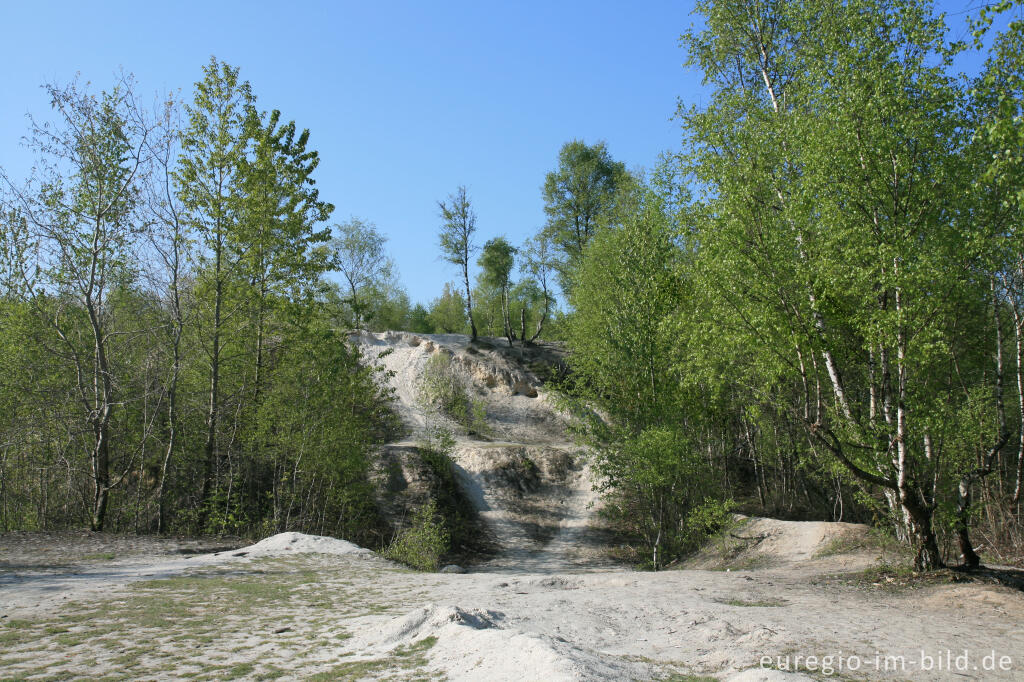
<box><xmin>3</xmin><ymin>528</ymin><xmax>1023</xmax><ymax>680</ymax></box>
<box><xmin>3</xmin><ymin>332</ymin><xmax>1023</xmax><ymax>680</ymax></box>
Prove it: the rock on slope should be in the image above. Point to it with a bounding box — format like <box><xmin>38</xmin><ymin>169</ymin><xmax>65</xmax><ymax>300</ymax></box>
<box><xmin>351</xmin><ymin>330</ymin><xmax>612</xmax><ymax>571</ymax></box>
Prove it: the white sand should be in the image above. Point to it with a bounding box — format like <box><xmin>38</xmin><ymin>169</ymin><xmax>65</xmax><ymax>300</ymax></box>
<box><xmin>239</xmin><ymin>531</ymin><xmax>375</xmax><ymax>558</ymax></box>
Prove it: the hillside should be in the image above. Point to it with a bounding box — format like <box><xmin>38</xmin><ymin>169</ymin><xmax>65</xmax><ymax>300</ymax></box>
<box><xmin>350</xmin><ymin>330</ymin><xmax>613</xmax><ymax>571</ymax></box>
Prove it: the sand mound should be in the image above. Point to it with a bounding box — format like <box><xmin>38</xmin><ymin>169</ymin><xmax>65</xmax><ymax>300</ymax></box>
<box><xmin>367</xmin><ymin>604</ymin><xmax>503</xmax><ymax>645</ymax></box>
<box><xmin>236</xmin><ymin>532</ymin><xmax>375</xmax><ymax>558</ymax></box>
<box><xmin>353</xmin><ymin>603</ymin><xmax>649</xmax><ymax>681</ymax></box>
<box><xmin>351</xmin><ymin>330</ymin><xmax>565</xmax><ymax>443</ymax></box>
<box><xmin>737</xmin><ymin>517</ymin><xmax>869</xmax><ymax>561</ymax></box>
<box><xmin>685</xmin><ymin>515</ymin><xmax>877</xmax><ymax>571</ymax></box>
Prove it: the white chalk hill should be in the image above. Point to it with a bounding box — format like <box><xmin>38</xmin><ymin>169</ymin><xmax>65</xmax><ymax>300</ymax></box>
<box><xmin>351</xmin><ymin>330</ymin><xmax>614</xmax><ymax>572</ymax></box>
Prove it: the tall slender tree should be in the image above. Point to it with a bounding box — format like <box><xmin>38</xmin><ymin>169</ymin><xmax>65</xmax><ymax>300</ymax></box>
<box><xmin>175</xmin><ymin>57</ymin><xmax>255</xmax><ymax>520</ymax></box>
<box><xmin>438</xmin><ymin>186</ymin><xmax>478</xmax><ymax>341</ymax></box>
<box><xmin>145</xmin><ymin>95</ymin><xmax>190</xmax><ymax>534</ymax></box>
<box><xmin>1</xmin><ymin>76</ymin><xmax>156</xmax><ymax>530</ymax></box>
<box><xmin>478</xmin><ymin>237</ymin><xmax>516</xmax><ymax>346</ymax></box>
<box><xmin>238</xmin><ymin>107</ymin><xmax>333</xmax><ymax>406</ymax></box>
<box><xmin>520</xmin><ymin>234</ymin><xmax>556</xmax><ymax>342</ymax></box>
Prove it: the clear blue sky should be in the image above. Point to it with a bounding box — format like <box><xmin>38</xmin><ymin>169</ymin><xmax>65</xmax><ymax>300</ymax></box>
<box><xmin>0</xmin><ymin>1</ymin><xmax>1009</xmax><ymax>305</ymax></box>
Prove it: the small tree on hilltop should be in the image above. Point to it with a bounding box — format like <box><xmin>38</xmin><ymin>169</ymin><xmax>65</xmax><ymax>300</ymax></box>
<box><xmin>438</xmin><ymin>186</ymin><xmax>478</xmax><ymax>341</ymax></box>
<box><xmin>479</xmin><ymin>237</ymin><xmax>516</xmax><ymax>346</ymax></box>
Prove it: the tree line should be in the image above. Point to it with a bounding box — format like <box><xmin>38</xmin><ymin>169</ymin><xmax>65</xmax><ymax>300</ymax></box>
<box><xmin>332</xmin><ymin>186</ymin><xmax>563</xmax><ymax>345</ymax></box>
<box><xmin>550</xmin><ymin>0</ymin><xmax>1024</xmax><ymax>570</ymax></box>
<box><xmin>0</xmin><ymin>60</ymin><xmax>398</xmax><ymax>539</ymax></box>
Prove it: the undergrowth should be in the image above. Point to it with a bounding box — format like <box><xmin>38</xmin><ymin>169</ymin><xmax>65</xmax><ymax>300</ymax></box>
<box><xmin>383</xmin><ymin>499</ymin><xmax>450</xmax><ymax>571</ymax></box>
<box><xmin>418</xmin><ymin>352</ymin><xmax>488</xmax><ymax>435</ymax></box>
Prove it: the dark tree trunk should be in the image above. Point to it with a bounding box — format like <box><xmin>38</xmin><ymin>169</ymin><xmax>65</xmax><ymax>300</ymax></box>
<box><xmin>90</xmin><ymin>420</ymin><xmax>110</xmax><ymax>531</ymax></box>
<box><xmin>955</xmin><ymin>277</ymin><xmax>1009</xmax><ymax>567</ymax></box>
<box><xmin>902</xmin><ymin>494</ymin><xmax>944</xmax><ymax>570</ymax></box>
<box><xmin>463</xmin><ymin>262</ymin><xmax>477</xmax><ymax>341</ymax></box>
<box><xmin>956</xmin><ymin>476</ymin><xmax>981</xmax><ymax>568</ymax></box>
<box><xmin>199</xmin><ymin>228</ymin><xmax>225</xmax><ymax>525</ymax></box>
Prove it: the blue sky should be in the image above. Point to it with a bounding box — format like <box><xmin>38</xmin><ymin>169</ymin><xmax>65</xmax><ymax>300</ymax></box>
<box><xmin>0</xmin><ymin>1</ymin><xmax>1011</xmax><ymax>304</ymax></box>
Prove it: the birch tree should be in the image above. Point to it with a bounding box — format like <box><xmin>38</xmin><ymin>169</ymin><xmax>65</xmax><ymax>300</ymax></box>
<box><xmin>682</xmin><ymin>0</ymin><xmax>975</xmax><ymax>569</ymax></box>
<box><xmin>478</xmin><ymin>237</ymin><xmax>516</xmax><ymax>346</ymax></box>
<box><xmin>2</xmin><ymin>77</ymin><xmax>156</xmax><ymax>530</ymax></box>
<box><xmin>438</xmin><ymin>186</ymin><xmax>478</xmax><ymax>341</ymax></box>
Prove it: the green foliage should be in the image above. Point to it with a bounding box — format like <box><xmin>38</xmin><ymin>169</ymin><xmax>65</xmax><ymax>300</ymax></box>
<box><xmin>566</xmin><ymin>188</ymin><xmax>686</xmax><ymax>428</ymax></box>
<box><xmin>541</xmin><ymin>139</ymin><xmax>632</xmax><ymax>289</ymax></box>
<box><xmin>418</xmin><ymin>353</ymin><xmax>487</xmax><ymax>435</ymax></box>
<box><xmin>408</xmin><ymin>303</ymin><xmax>434</xmax><ymax>333</ymax></box>
<box><xmin>437</xmin><ymin>185</ymin><xmax>478</xmax><ymax>339</ymax></box>
<box><xmin>331</xmin><ymin>217</ymin><xmax>393</xmax><ymax>326</ymax></box>
<box><xmin>383</xmin><ymin>499</ymin><xmax>450</xmax><ymax>571</ymax></box>
<box><xmin>595</xmin><ymin>426</ymin><xmax>721</xmax><ymax>569</ymax></box>
<box><xmin>478</xmin><ymin>237</ymin><xmax>515</xmax><ymax>291</ymax></box>
<box><xmin>361</xmin><ymin>279</ymin><xmax>413</xmax><ymax>331</ymax></box>
<box><xmin>563</xmin><ymin>186</ymin><xmax>721</xmax><ymax>568</ymax></box>
<box><xmin>427</xmin><ymin>282</ymin><xmax>470</xmax><ymax>334</ymax></box>
<box><xmin>477</xmin><ymin>236</ymin><xmax>517</xmax><ymax>342</ymax></box>
<box><xmin>0</xmin><ymin>62</ymin><xmax>396</xmax><ymax>542</ymax></box>
<box><xmin>682</xmin><ymin>499</ymin><xmax>736</xmax><ymax>550</ymax></box>
<box><xmin>0</xmin><ymin>76</ymin><xmax>158</xmax><ymax>530</ymax></box>
<box><xmin>517</xmin><ymin>234</ymin><xmax>558</xmax><ymax>341</ymax></box>
<box><xmin>238</xmin><ymin>107</ymin><xmax>334</xmax><ymax>297</ymax></box>
<box><xmin>418</xmin><ymin>424</ymin><xmax>457</xmax><ymax>457</ymax></box>
<box><xmin>671</xmin><ymin>0</ymin><xmax>1024</xmax><ymax>568</ymax></box>
<box><xmin>412</xmin><ymin>425</ymin><xmax>488</xmax><ymax>559</ymax></box>
<box><xmin>250</xmin><ymin>317</ymin><xmax>397</xmax><ymax>542</ymax></box>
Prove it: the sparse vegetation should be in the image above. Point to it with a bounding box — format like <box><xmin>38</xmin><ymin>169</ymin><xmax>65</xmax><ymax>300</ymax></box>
<box><xmin>418</xmin><ymin>352</ymin><xmax>488</xmax><ymax>435</ymax></box>
<box><xmin>383</xmin><ymin>499</ymin><xmax>450</xmax><ymax>571</ymax></box>
<box><xmin>715</xmin><ymin>597</ymin><xmax>787</xmax><ymax>608</ymax></box>
<box><xmin>0</xmin><ymin>555</ymin><xmax>416</xmax><ymax>680</ymax></box>
<box><xmin>309</xmin><ymin>636</ymin><xmax>438</xmax><ymax>681</ymax></box>
<box><xmin>813</xmin><ymin>528</ymin><xmax>904</xmax><ymax>560</ymax></box>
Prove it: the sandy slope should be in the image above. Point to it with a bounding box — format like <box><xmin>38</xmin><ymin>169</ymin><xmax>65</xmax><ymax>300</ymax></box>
<box><xmin>2</xmin><ymin>332</ymin><xmax>1024</xmax><ymax>680</ymax></box>
<box><xmin>352</xmin><ymin>330</ymin><xmax>612</xmax><ymax>572</ymax></box>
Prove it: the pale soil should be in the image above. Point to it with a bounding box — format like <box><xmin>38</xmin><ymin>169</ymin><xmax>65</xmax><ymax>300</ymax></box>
<box><xmin>2</xmin><ymin>332</ymin><xmax>1023</xmax><ymax>680</ymax></box>
<box><xmin>3</xmin><ymin>528</ymin><xmax>1023</xmax><ymax>680</ymax></box>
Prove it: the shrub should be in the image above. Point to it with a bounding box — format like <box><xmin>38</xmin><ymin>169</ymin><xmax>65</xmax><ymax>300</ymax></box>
<box><xmin>595</xmin><ymin>426</ymin><xmax>726</xmax><ymax>569</ymax></box>
<box><xmin>383</xmin><ymin>500</ymin><xmax>450</xmax><ymax>571</ymax></box>
<box><xmin>682</xmin><ymin>498</ymin><xmax>736</xmax><ymax>550</ymax></box>
<box><xmin>418</xmin><ymin>353</ymin><xmax>487</xmax><ymax>434</ymax></box>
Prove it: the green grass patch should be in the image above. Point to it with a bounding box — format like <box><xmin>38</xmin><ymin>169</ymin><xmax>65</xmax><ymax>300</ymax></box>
<box><xmin>309</xmin><ymin>635</ymin><xmax>438</xmax><ymax>681</ymax></box>
<box><xmin>81</xmin><ymin>552</ymin><xmax>117</xmax><ymax>561</ymax></box>
<box><xmin>714</xmin><ymin>597</ymin><xmax>787</xmax><ymax>607</ymax></box>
